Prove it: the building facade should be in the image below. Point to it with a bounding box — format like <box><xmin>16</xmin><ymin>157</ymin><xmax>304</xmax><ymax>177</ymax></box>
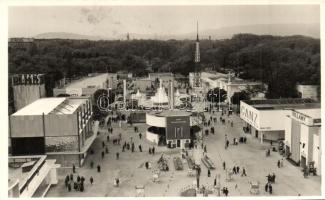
<box><xmin>11</xmin><ymin>74</ymin><xmax>46</xmax><ymax>112</ymax></box>
<box><xmin>9</xmin><ymin>97</ymin><xmax>94</xmax><ymax>167</ymax></box>
<box><xmin>240</xmin><ymin>98</ymin><xmax>320</xmax><ymax>143</ymax></box>
<box><xmin>284</xmin><ymin>108</ymin><xmax>321</xmax><ymax>175</ymax></box>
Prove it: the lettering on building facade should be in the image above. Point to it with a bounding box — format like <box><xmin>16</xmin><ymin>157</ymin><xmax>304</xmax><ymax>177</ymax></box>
<box><xmin>11</xmin><ymin>74</ymin><xmax>44</xmax><ymax>85</ymax></box>
<box><xmin>240</xmin><ymin>104</ymin><xmax>259</xmax><ymax>128</ymax></box>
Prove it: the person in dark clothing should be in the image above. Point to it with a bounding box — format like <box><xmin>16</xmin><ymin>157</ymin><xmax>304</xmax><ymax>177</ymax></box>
<box><xmin>107</xmin><ymin>135</ymin><xmax>110</xmax><ymax>142</ymax></box>
<box><xmin>152</xmin><ymin>146</ymin><xmax>155</xmax><ymax>154</ymax></box>
<box><xmin>116</xmin><ymin>152</ymin><xmax>119</xmax><ymax>160</ymax></box>
<box><xmin>139</xmin><ymin>145</ymin><xmax>142</xmax><ymax>152</ymax></box>
<box><xmin>149</xmin><ymin>148</ymin><xmax>152</xmax><ymax>154</ymax></box>
<box><xmin>277</xmin><ymin>160</ymin><xmax>281</xmax><ymax>168</ymax></box>
<box><xmin>236</xmin><ymin>166</ymin><xmax>240</xmax><ymax>174</ymax></box>
<box><xmin>265</xmin><ymin>183</ymin><xmax>268</xmax><ymax>192</ymax></box>
<box><xmin>242</xmin><ymin>167</ymin><xmax>247</xmax><ymax>176</ymax></box>
<box><xmin>102</xmin><ymin>141</ymin><xmax>105</xmax><ymax>148</ymax></box>
<box><xmin>223</xmin><ymin>161</ymin><xmax>226</xmax><ymax>170</ymax></box>
<box><xmin>214</xmin><ymin>178</ymin><xmax>217</xmax><ymax>187</ymax></box>
<box><xmin>208</xmin><ymin>169</ymin><xmax>211</xmax><ymax>177</ymax></box>
<box><xmin>72</xmin><ymin>164</ymin><xmax>76</xmax><ymax>173</ymax></box>
<box><xmin>70</xmin><ymin>174</ymin><xmax>74</xmax><ymax>181</ymax></box>
<box><xmin>77</xmin><ymin>175</ymin><xmax>81</xmax><ymax>182</ymax></box>
<box><xmin>145</xmin><ymin>162</ymin><xmax>149</xmax><ymax>169</ymax></box>
<box><xmin>233</xmin><ymin>166</ymin><xmax>237</xmax><ymax>174</ymax></box>
<box><xmin>80</xmin><ymin>182</ymin><xmax>84</xmax><ymax>192</ymax></box>
<box><xmin>226</xmin><ymin>140</ymin><xmax>229</xmax><ymax>148</ymax></box>
<box><xmin>102</xmin><ymin>151</ymin><xmax>105</xmax><ymax>159</ymax></box>
<box><xmin>90</xmin><ymin>176</ymin><xmax>94</xmax><ymax>185</ymax></box>
<box><xmin>65</xmin><ymin>175</ymin><xmax>69</xmax><ymax>188</ymax></box>
<box><xmin>269</xmin><ymin>184</ymin><xmax>272</xmax><ymax>194</ymax></box>
<box><xmin>204</xmin><ymin>145</ymin><xmax>207</xmax><ymax>153</ymax></box>
<box><xmin>67</xmin><ymin>182</ymin><xmax>72</xmax><ymax>191</ymax></box>
<box><xmin>131</xmin><ymin>143</ymin><xmax>135</xmax><ymax>152</ymax></box>
<box><xmin>139</xmin><ymin>133</ymin><xmax>142</xmax><ymax>139</ymax></box>
<box><xmin>224</xmin><ymin>187</ymin><xmax>229</xmax><ymax>196</ymax></box>
<box><xmin>97</xmin><ymin>165</ymin><xmax>101</xmax><ymax>173</ymax></box>
<box><xmin>105</xmin><ymin>147</ymin><xmax>109</xmax><ymax>154</ymax></box>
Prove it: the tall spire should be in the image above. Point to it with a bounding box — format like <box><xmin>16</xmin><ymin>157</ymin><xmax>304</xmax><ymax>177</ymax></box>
<box><xmin>196</xmin><ymin>21</ymin><xmax>199</xmax><ymax>42</ymax></box>
<box><xmin>194</xmin><ymin>21</ymin><xmax>200</xmax><ymax>63</ymax></box>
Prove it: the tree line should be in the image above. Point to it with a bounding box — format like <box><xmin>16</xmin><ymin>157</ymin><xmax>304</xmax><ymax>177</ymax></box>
<box><xmin>8</xmin><ymin>34</ymin><xmax>320</xmax><ymax>98</ymax></box>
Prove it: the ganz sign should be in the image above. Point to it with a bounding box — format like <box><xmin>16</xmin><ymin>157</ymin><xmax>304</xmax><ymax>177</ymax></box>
<box><xmin>11</xmin><ymin>74</ymin><xmax>44</xmax><ymax>85</ymax></box>
<box><xmin>240</xmin><ymin>104</ymin><xmax>259</xmax><ymax>128</ymax></box>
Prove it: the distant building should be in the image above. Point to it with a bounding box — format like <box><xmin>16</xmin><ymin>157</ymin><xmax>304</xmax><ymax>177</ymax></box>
<box><xmin>53</xmin><ymin>73</ymin><xmax>116</xmax><ymax>101</ymax></box>
<box><xmin>148</xmin><ymin>72</ymin><xmax>175</xmax><ymax>88</ymax></box>
<box><xmin>9</xmin><ymin>38</ymin><xmax>35</xmax><ymax>50</ymax></box>
<box><xmin>117</xmin><ymin>71</ymin><xmax>133</xmax><ymax>79</ymax></box>
<box><xmin>296</xmin><ymin>84</ymin><xmax>320</xmax><ymax>101</ymax></box>
<box><xmin>10</xmin><ymin>74</ymin><xmax>46</xmax><ymax>112</ymax></box>
<box><xmin>9</xmin><ymin>97</ymin><xmax>94</xmax><ymax>167</ymax></box>
<box><xmin>8</xmin><ymin>155</ymin><xmax>59</xmax><ymax>198</ymax></box>
<box><xmin>284</xmin><ymin>108</ymin><xmax>321</xmax><ymax>175</ymax></box>
<box><xmin>240</xmin><ymin>98</ymin><xmax>319</xmax><ymax>143</ymax></box>
<box><xmin>133</xmin><ymin>78</ymin><xmax>153</xmax><ymax>92</ymax></box>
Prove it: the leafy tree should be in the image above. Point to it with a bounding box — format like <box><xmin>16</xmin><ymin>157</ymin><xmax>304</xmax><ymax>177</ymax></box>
<box><xmin>206</xmin><ymin>88</ymin><xmax>227</xmax><ymax>103</ymax></box>
<box><xmin>231</xmin><ymin>90</ymin><xmax>250</xmax><ymax>106</ymax></box>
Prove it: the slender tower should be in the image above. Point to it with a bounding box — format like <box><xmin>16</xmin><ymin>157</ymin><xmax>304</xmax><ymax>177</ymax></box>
<box><xmin>194</xmin><ymin>21</ymin><xmax>200</xmax><ymax>63</ymax></box>
<box><xmin>193</xmin><ymin>21</ymin><xmax>201</xmax><ymax>88</ymax></box>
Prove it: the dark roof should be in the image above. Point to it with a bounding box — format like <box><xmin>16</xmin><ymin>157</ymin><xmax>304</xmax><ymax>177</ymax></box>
<box><xmin>242</xmin><ymin>98</ymin><xmax>320</xmax><ymax>110</ymax></box>
<box><xmin>243</xmin><ymin>98</ymin><xmax>316</xmax><ymax>105</ymax></box>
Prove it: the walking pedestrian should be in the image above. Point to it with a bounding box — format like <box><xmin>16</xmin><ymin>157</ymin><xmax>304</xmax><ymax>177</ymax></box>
<box><xmin>236</xmin><ymin>166</ymin><xmax>240</xmax><ymax>174</ymax></box>
<box><xmin>107</xmin><ymin>135</ymin><xmax>110</xmax><ymax>142</ymax></box>
<box><xmin>269</xmin><ymin>184</ymin><xmax>273</xmax><ymax>194</ymax></box>
<box><xmin>70</xmin><ymin>174</ymin><xmax>73</xmax><ymax>181</ymax></box>
<box><xmin>97</xmin><ymin>165</ymin><xmax>101</xmax><ymax>173</ymax></box>
<box><xmin>277</xmin><ymin>160</ymin><xmax>280</xmax><ymax>168</ymax></box>
<box><xmin>116</xmin><ymin>152</ymin><xmax>119</xmax><ymax>160</ymax></box>
<box><xmin>102</xmin><ymin>141</ymin><xmax>105</xmax><ymax>148</ymax></box>
<box><xmin>214</xmin><ymin>177</ymin><xmax>216</xmax><ymax>187</ymax></box>
<box><xmin>233</xmin><ymin>166</ymin><xmax>236</xmax><ymax>174</ymax></box>
<box><xmin>204</xmin><ymin>145</ymin><xmax>207</xmax><ymax>153</ymax></box>
<box><xmin>223</xmin><ymin>161</ymin><xmax>226</xmax><ymax>170</ymax></box>
<box><xmin>139</xmin><ymin>145</ymin><xmax>142</xmax><ymax>152</ymax></box>
<box><xmin>225</xmin><ymin>187</ymin><xmax>229</xmax><ymax>196</ymax></box>
<box><xmin>105</xmin><ymin>147</ymin><xmax>109</xmax><ymax>154</ymax></box>
<box><xmin>90</xmin><ymin>176</ymin><xmax>94</xmax><ymax>185</ymax></box>
<box><xmin>242</xmin><ymin>167</ymin><xmax>247</xmax><ymax>176</ymax></box>
<box><xmin>280</xmin><ymin>158</ymin><xmax>284</xmax><ymax>167</ymax></box>
<box><xmin>226</xmin><ymin>140</ymin><xmax>229</xmax><ymax>148</ymax></box>
<box><xmin>265</xmin><ymin>183</ymin><xmax>268</xmax><ymax>192</ymax></box>
<box><xmin>67</xmin><ymin>182</ymin><xmax>72</xmax><ymax>191</ymax></box>
<box><xmin>152</xmin><ymin>146</ymin><xmax>155</xmax><ymax>154</ymax></box>
<box><xmin>139</xmin><ymin>133</ymin><xmax>142</xmax><ymax>139</ymax></box>
<box><xmin>72</xmin><ymin>164</ymin><xmax>76</xmax><ymax>173</ymax></box>
<box><xmin>149</xmin><ymin>147</ymin><xmax>152</xmax><ymax>154</ymax></box>
<box><xmin>207</xmin><ymin>169</ymin><xmax>211</xmax><ymax>177</ymax></box>
<box><xmin>145</xmin><ymin>161</ymin><xmax>149</xmax><ymax>169</ymax></box>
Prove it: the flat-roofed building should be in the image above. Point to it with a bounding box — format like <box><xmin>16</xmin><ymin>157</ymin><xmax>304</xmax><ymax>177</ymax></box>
<box><xmin>8</xmin><ymin>155</ymin><xmax>59</xmax><ymax>198</ymax></box>
<box><xmin>9</xmin><ymin>97</ymin><xmax>95</xmax><ymax>167</ymax></box>
<box><xmin>240</xmin><ymin>98</ymin><xmax>320</xmax><ymax>143</ymax></box>
<box><xmin>284</xmin><ymin>108</ymin><xmax>321</xmax><ymax>175</ymax></box>
<box><xmin>53</xmin><ymin>73</ymin><xmax>116</xmax><ymax>100</ymax></box>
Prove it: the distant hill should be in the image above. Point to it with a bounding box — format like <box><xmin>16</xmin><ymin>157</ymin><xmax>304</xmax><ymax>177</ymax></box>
<box><xmin>34</xmin><ymin>23</ymin><xmax>319</xmax><ymax>40</ymax></box>
<box><xmin>35</xmin><ymin>32</ymin><xmax>107</xmax><ymax>40</ymax></box>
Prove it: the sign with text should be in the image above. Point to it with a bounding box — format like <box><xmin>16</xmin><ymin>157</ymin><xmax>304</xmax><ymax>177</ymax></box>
<box><xmin>240</xmin><ymin>102</ymin><xmax>259</xmax><ymax>128</ymax></box>
<box><xmin>166</xmin><ymin>116</ymin><xmax>190</xmax><ymax>140</ymax></box>
<box><xmin>292</xmin><ymin>110</ymin><xmax>316</xmax><ymax>126</ymax></box>
<box><xmin>11</xmin><ymin>74</ymin><xmax>45</xmax><ymax>85</ymax></box>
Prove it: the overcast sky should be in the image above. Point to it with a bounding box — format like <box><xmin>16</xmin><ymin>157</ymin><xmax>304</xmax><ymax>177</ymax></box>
<box><xmin>9</xmin><ymin>5</ymin><xmax>320</xmax><ymax>38</ymax></box>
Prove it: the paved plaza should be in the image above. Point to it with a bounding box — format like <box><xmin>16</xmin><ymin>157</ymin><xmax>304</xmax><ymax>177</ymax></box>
<box><xmin>46</xmin><ymin>107</ymin><xmax>321</xmax><ymax>197</ymax></box>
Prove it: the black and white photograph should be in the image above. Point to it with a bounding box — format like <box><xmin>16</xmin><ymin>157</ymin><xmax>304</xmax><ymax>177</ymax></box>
<box><xmin>1</xmin><ymin>0</ymin><xmax>324</xmax><ymax>198</ymax></box>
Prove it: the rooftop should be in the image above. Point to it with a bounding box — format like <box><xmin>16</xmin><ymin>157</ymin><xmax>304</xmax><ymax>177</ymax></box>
<box><xmin>243</xmin><ymin>98</ymin><xmax>320</xmax><ymax>110</ymax></box>
<box><xmin>149</xmin><ymin>110</ymin><xmax>192</xmax><ymax>117</ymax></box>
<box><xmin>63</xmin><ymin>73</ymin><xmax>108</xmax><ymax>90</ymax></box>
<box><xmin>12</xmin><ymin>98</ymin><xmax>66</xmax><ymax>116</ymax></box>
<box><xmin>12</xmin><ymin>97</ymin><xmax>88</xmax><ymax>116</ymax></box>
